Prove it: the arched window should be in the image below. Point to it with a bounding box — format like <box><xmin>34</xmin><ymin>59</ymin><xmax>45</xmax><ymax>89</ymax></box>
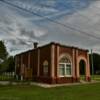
<box><xmin>43</xmin><ymin>60</ymin><xmax>49</xmax><ymax>76</ymax></box>
<box><xmin>59</xmin><ymin>55</ymin><xmax>72</xmax><ymax>77</ymax></box>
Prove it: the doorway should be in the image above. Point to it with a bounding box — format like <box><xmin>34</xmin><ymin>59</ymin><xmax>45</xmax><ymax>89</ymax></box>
<box><xmin>79</xmin><ymin>60</ymin><xmax>86</xmax><ymax>81</ymax></box>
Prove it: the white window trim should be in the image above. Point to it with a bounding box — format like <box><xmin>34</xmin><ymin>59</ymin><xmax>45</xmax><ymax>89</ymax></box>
<box><xmin>59</xmin><ymin>62</ymin><xmax>72</xmax><ymax>77</ymax></box>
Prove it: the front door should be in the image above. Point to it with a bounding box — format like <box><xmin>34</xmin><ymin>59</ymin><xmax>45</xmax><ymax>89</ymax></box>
<box><xmin>79</xmin><ymin>60</ymin><xmax>86</xmax><ymax>81</ymax></box>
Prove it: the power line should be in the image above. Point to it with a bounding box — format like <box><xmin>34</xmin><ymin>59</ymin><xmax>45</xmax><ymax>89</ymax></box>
<box><xmin>33</xmin><ymin>2</ymin><xmax>92</xmax><ymax>21</ymax></box>
<box><xmin>5</xmin><ymin>0</ymin><xmax>92</xmax><ymax>21</ymax></box>
<box><xmin>1</xmin><ymin>0</ymin><xmax>100</xmax><ymax>41</ymax></box>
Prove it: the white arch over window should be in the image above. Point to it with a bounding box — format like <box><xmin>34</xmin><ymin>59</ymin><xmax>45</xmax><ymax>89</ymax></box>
<box><xmin>43</xmin><ymin>60</ymin><xmax>49</xmax><ymax>66</ymax></box>
<box><xmin>59</xmin><ymin>54</ymin><xmax>72</xmax><ymax>77</ymax></box>
<box><xmin>59</xmin><ymin>53</ymin><xmax>72</xmax><ymax>63</ymax></box>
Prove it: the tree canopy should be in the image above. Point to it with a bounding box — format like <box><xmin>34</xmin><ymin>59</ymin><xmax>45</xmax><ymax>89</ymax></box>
<box><xmin>0</xmin><ymin>41</ymin><xmax>8</xmax><ymax>60</ymax></box>
<box><xmin>89</xmin><ymin>53</ymin><xmax>100</xmax><ymax>75</ymax></box>
<box><xmin>0</xmin><ymin>41</ymin><xmax>15</xmax><ymax>73</ymax></box>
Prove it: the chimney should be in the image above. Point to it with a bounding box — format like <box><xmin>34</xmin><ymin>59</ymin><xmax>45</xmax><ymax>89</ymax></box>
<box><xmin>33</xmin><ymin>42</ymin><xmax>38</xmax><ymax>49</ymax></box>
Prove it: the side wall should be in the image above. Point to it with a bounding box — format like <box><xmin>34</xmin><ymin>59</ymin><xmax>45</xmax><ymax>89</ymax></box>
<box><xmin>35</xmin><ymin>44</ymin><xmax>52</xmax><ymax>83</ymax></box>
<box><xmin>15</xmin><ymin>51</ymin><xmax>33</xmax><ymax>80</ymax></box>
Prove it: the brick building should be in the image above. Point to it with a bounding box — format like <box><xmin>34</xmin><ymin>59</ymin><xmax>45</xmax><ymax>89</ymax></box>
<box><xmin>15</xmin><ymin>42</ymin><xmax>91</xmax><ymax>84</ymax></box>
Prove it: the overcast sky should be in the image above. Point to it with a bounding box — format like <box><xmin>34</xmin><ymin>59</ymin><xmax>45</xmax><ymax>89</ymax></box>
<box><xmin>0</xmin><ymin>0</ymin><xmax>100</xmax><ymax>55</ymax></box>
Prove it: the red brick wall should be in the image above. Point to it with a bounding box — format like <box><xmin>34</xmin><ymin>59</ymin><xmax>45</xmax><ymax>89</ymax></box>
<box><xmin>30</xmin><ymin>51</ymin><xmax>34</xmax><ymax>69</ymax></box>
<box><xmin>59</xmin><ymin>46</ymin><xmax>73</xmax><ymax>57</ymax></box>
<box><xmin>56</xmin><ymin>77</ymin><xmax>73</xmax><ymax>84</ymax></box>
<box><xmin>15</xmin><ymin>55</ymin><xmax>21</xmax><ymax>75</ymax></box>
<box><xmin>23</xmin><ymin>52</ymin><xmax>28</xmax><ymax>68</ymax></box>
<box><xmin>54</xmin><ymin>45</ymin><xmax>57</xmax><ymax>78</ymax></box>
<box><xmin>39</xmin><ymin>45</ymin><xmax>51</xmax><ymax>77</ymax></box>
<box><xmin>32</xmin><ymin>50</ymin><xmax>38</xmax><ymax>76</ymax></box>
<box><xmin>54</xmin><ymin>45</ymin><xmax>74</xmax><ymax>84</ymax></box>
<box><xmin>78</xmin><ymin>50</ymin><xmax>87</xmax><ymax>59</ymax></box>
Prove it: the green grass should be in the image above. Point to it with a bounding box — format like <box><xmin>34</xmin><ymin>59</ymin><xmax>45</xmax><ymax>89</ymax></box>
<box><xmin>0</xmin><ymin>83</ymin><xmax>100</xmax><ymax>100</ymax></box>
<box><xmin>80</xmin><ymin>75</ymin><xmax>100</xmax><ymax>81</ymax></box>
<box><xmin>0</xmin><ymin>75</ymin><xmax>14</xmax><ymax>81</ymax></box>
<box><xmin>91</xmin><ymin>75</ymin><xmax>100</xmax><ymax>81</ymax></box>
<box><xmin>0</xmin><ymin>75</ymin><xmax>100</xmax><ymax>100</ymax></box>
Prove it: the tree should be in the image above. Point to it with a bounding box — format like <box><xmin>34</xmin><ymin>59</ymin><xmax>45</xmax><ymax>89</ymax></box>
<box><xmin>0</xmin><ymin>58</ymin><xmax>9</xmax><ymax>73</ymax></box>
<box><xmin>0</xmin><ymin>56</ymin><xmax>15</xmax><ymax>73</ymax></box>
<box><xmin>89</xmin><ymin>53</ymin><xmax>100</xmax><ymax>75</ymax></box>
<box><xmin>6</xmin><ymin>56</ymin><xmax>15</xmax><ymax>72</ymax></box>
<box><xmin>0</xmin><ymin>41</ymin><xmax>15</xmax><ymax>73</ymax></box>
<box><xmin>0</xmin><ymin>41</ymin><xmax>8</xmax><ymax>60</ymax></box>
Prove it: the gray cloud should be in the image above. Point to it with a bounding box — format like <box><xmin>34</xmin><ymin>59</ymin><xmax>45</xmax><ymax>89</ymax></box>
<box><xmin>0</xmin><ymin>0</ymin><xmax>100</xmax><ymax>55</ymax></box>
<box><xmin>0</xmin><ymin>1</ymin><xmax>49</xmax><ymax>55</ymax></box>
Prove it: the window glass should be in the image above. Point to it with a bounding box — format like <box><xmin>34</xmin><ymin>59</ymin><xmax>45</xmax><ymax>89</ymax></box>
<box><xmin>43</xmin><ymin>60</ymin><xmax>49</xmax><ymax>76</ymax></box>
<box><xmin>59</xmin><ymin>55</ymin><xmax>72</xmax><ymax>77</ymax></box>
<box><xmin>59</xmin><ymin>64</ymin><xmax>65</xmax><ymax>76</ymax></box>
<box><xmin>66</xmin><ymin>64</ymin><xmax>71</xmax><ymax>75</ymax></box>
<box><xmin>43</xmin><ymin>65</ymin><xmax>48</xmax><ymax>75</ymax></box>
<box><xmin>59</xmin><ymin>56</ymin><xmax>71</xmax><ymax>63</ymax></box>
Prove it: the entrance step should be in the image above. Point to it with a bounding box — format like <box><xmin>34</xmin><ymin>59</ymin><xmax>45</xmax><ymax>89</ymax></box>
<box><xmin>80</xmin><ymin>80</ymin><xmax>88</xmax><ymax>83</ymax></box>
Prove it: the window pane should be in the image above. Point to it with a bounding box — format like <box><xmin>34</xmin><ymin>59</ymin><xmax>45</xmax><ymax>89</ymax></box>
<box><xmin>66</xmin><ymin>64</ymin><xmax>71</xmax><ymax>75</ymax></box>
<box><xmin>66</xmin><ymin>68</ymin><xmax>71</xmax><ymax>75</ymax></box>
<box><xmin>59</xmin><ymin>56</ymin><xmax>71</xmax><ymax>63</ymax></box>
<box><xmin>59</xmin><ymin>64</ymin><xmax>65</xmax><ymax>76</ymax></box>
<box><xmin>43</xmin><ymin>65</ymin><xmax>48</xmax><ymax>76</ymax></box>
<box><xmin>43</xmin><ymin>60</ymin><xmax>49</xmax><ymax>76</ymax></box>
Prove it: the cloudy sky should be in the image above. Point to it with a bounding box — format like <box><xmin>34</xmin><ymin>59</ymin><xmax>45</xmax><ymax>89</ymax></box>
<box><xmin>0</xmin><ymin>0</ymin><xmax>100</xmax><ymax>55</ymax></box>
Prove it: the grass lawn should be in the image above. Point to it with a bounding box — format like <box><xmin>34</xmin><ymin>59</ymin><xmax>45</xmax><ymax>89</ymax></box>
<box><xmin>91</xmin><ymin>75</ymin><xmax>100</xmax><ymax>81</ymax></box>
<box><xmin>0</xmin><ymin>83</ymin><xmax>100</xmax><ymax>100</ymax></box>
<box><xmin>0</xmin><ymin>75</ymin><xmax>14</xmax><ymax>81</ymax></box>
<box><xmin>80</xmin><ymin>75</ymin><xmax>100</xmax><ymax>81</ymax></box>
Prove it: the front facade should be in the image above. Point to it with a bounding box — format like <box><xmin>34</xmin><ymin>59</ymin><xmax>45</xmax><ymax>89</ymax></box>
<box><xmin>15</xmin><ymin>42</ymin><xmax>91</xmax><ymax>84</ymax></box>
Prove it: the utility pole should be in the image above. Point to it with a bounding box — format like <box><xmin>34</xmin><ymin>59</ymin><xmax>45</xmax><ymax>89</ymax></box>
<box><xmin>91</xmin><ymin>49</ymin><xmax>94</xmax><ymax>75</ymax></box>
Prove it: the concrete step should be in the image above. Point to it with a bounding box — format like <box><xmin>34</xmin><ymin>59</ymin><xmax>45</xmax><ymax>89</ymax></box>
<box><xmin>80</xmin><ymin>80</ymin><xmax>88</xmax><ymax>83</ymax></box>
